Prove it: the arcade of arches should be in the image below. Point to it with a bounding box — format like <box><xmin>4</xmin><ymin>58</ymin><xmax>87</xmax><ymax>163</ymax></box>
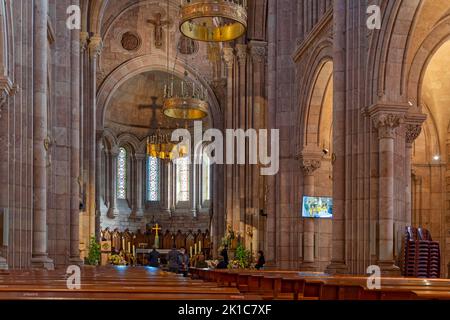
<box><xmin>0</xmin><ymin>0</ymin><xmax>450</xmax><ymax>278</ymax></box>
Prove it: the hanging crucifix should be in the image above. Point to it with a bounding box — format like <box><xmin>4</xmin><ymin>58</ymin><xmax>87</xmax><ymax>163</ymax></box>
<box><xmin>147</xmin><ymin>13</ymin><xmax>172</xmax><ymax>49</ymax></box>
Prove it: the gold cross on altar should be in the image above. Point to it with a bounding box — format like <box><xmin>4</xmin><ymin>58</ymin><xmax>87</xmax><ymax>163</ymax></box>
<box><xmin>152</xmin><ymin>223</ymin><xmax>162</xmax><ymax>249</ymax></box>
<box><xmin>152</xmin><ymin>223</ymin><xmax>161</xmax><ymax>235</ymax></box>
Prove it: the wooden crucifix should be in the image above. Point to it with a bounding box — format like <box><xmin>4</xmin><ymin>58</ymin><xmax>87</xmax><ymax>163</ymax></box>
<box><xmin>147</xmin><ymin>13</ymin><xmax>172</xmax><ymax>49</ymax></box>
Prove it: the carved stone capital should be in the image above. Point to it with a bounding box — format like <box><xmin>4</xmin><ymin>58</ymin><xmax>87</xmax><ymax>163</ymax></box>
<box><xmin>372</xmin><ymin>113</ymin><xmax>404</xmax><ymax>139</ymax></box>
<box><xmin>404</xmin><ymin>112</ymin><xmax>427</xmax><ymax>146</ymax></box>
<box><xmin>236</xmin><ymin>44</ymin><xmax>248</xmax><ymax>65</ymax></box>
<box><xmin>80</xmin><ymin>32</ymin><xmax>89</xmax><ymax>52</ymax></box>
<box><xmin>222</xmin><ymin>47</ymin><xmax>235</xmax><ymax>68</ymax></box>
<box><xmin>249</xmin><ymin>41</ymin><xmax>267</xmax><ymax>64</ymax></box>
<box><xmin>301</xmin><ymin>159</ymin><xmax>321</xmax><ymax>175</ymax></box>
<box><xmin>298</xmin><ymin>148</ymin><xmax>323</xmax><ymax>176</ymax></box>
<box><xmin>405</xmin><ymin>124</ymin><xmax>422</xmax><ymax>145</ymax></box>
<box><xmin>89</xmin><ymin>35</ymin><xmax>103</xmax><ymax>59</ymax></box>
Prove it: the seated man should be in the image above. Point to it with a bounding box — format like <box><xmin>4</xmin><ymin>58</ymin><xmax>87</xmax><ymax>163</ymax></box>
<box><xmin>167</xmin><ymin>245</ymin><xmax>180</xmax><ymax>273</ymax></box>
<box><xmin>216</xmin><ymin>255</ymin><xmax>228</xmax><ymax>269</ymax></box>
<box><xmin>148</xmin><ymin>247</ymin><xmax>160</xmax><ymax>267</ymax></box>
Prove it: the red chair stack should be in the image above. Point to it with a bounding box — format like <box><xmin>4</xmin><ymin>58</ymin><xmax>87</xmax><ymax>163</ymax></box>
<box><xmin>402</xmin><ymin>227</ymin><xmax>440</xmax><ymax>278</ymax></box>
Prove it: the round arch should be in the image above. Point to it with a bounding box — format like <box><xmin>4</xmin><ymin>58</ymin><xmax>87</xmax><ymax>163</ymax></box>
<box><xmin>96</xmin><ymin>54</ymin><xmax>223</xmax><ymax>132</ymax></box>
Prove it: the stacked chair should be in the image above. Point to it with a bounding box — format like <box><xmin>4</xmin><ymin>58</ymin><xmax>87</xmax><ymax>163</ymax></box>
<box><xmin>402</xmin><ymin>227</ymin><xmax>440</xmax><ymax>278</ymax></box>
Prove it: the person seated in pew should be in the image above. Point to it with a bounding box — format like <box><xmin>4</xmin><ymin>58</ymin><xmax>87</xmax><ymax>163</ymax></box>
<box><xmin>148</xmin><ymin>247</ymin><xmax>161</xmax><ymax>268</ymax></box>
<box><xmin>255</xmin><ymin>251</ymin><xmax>265</xmax><ymax>270</ymax></box>
<box><xmin>195</xmin><ymin>252</ymin><xmax>208</xmax><ymax>269</ymax></box>
<box><xmin>167</xmin><ymin>245</ymin><xmax>180</xmax><ymax>273</ymax></box>
<box><xmin>179</xmin><ymin>247</ymin><xmax>190</xmax><ymax>277</ymax></box>
<box><xmin>216</xmin><ymin>255</ymin><xmax>228</xmax><ymax>269</ymax></box>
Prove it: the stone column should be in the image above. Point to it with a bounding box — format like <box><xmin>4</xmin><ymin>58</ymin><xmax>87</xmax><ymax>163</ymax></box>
<box><xmin>299</xmin><ymin>152</ymin><xmax>322</xmax><ymax>270</ymax></box>
<box><xmin>69</xmin><ymin>5</ymin><xmax>83</xmax><ymax>265</ymax></box>
<box><xmin>87</xmin><ymin>35</ymin><xmax>102</xmax><ymax>236</ymax></box>
<box><xmin>404</xmin><ymin>113</ymin><xmax>426</xmax><ymax>227</ymax></box>
<box><xmin>223</xmin><ymin>46</ymin><xmax>235</xmax><ymax>230</ymax></box>
<box><xmin>326</xmin><ymin>0</ymin><xmax>347</xmax><ymax>275</ymax></box>
<box><xmin>130</xmin><ymin>154</ymin><xmax>145</xmax><ymax>220</ymax></box>
<box><xmin>107</xmin><ymin>148</ymin><xmax>119</xmax><ymax>219</ymax></box>
<box><xmin>236</xmin><ymin>43</ymin><xmax>247</xmax><ymax>237</ymax></box>
<box><xmin>95</xmin><ymin>137</ymin><xmax>103</xmax><ymax>240</ymax></box>
<box><xmin>370</xmin><ymin>108</ymin><xmax>407</xmax><ymax>275</ymax></box>
<box><xmin>31</xmin><ymin>0</ymin><xmax>53</xmax><ymax>270</ymax></box>
<box><xmin>249</xmin><ymin>40</ymin><xmax>268</xmax><ymax>255</ymax></box>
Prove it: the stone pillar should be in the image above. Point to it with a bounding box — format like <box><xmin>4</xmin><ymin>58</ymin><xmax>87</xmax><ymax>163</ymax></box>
<box><xmin>299</xmin><ymin>152</ymin><xmax>322</xmax><ymax>270</ymax></box>
<box><xmin>370</xmin><ymin>107</ymin><xmax>407</xmax><ymax>275</ymax></box>
<box><xmin>95</xmin><ymin>137</ymin><xmax>103</xmax><ymax>241</ymax></box>
<box><xmin>190</xmin><ymin>160</ymin><xmax>197</xmax><ymax>219</ymax></box>
<box><xmin>130</xmin><ymin>153</ymin><xmax>145</xmax><ymax>220</ymax></box>
<box><xmin>107</xmin><ymin>148</ymin><xmax>119</xmax><ymax>219</ymax></box>
<box><xmin>326</xmin><ymin>0</ymin><xmax>347</xmax><ymax>275</ymax></box>
<box><xmin>249</xmin><ymin>40</ymin><xmax>268</xmax><ymax>255</ymax></box>
<box><xmin>69</xmin><ymin>5</ymin><xmax>83</xmax><ymax>265</ymax></box>
<box><xmin>223</xmin><ymin>46</ymin><xmax>235</xmax><ymax>230</ymax></box>
<box><xmin>31</xmin><ymin>0</ymin><xmax>53</xmax><ymax>270</ymax></box>
<box><xmin>236</xmin><ymin>43</ymin><xmax>247</xmax><ymax>238</ymax></box>
<box><xmin>163</xmin><ymin>161</ymin><xmax>173</xmax><ymax>216</ymax></box>
<box><xmin>404</xmin><ymin>113</ymin><xmax>426</xmax><ymax>227</ymax></box>
<box><xmin>87</xmin><ymin>35</ymin><xmax>102</xmax><ymax>236</ymax></box>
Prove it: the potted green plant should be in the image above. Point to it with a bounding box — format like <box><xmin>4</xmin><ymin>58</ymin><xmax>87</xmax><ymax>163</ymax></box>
<box><xmin>86</xmin><ymin>236</ymin><xmax>101</xmax><ymax>266</ymax></box>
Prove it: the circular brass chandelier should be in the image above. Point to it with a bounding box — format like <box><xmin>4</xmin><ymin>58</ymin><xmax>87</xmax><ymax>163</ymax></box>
<box><xmin>179</xmin><ymin>0</ymin><xmax>248</xmax><ymax>42</ymax></box>
<box><xmin>163</xmin><ymin>72</ymin><xmax>209</xmax><ymax>120</ymax></box>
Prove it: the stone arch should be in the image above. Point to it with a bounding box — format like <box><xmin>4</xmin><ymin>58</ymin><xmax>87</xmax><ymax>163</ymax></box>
<box><xmin>406</xmin><ymin>18</ymin><xmax>450</xmax><ymax>108</ymax></box>
<box><xmin>303</xmin><ymin>60</ymin><xmax>333</xmax><ymax>148</ymax></box>
<box><xmin>295</xmin><ymin>37</ymin><xmax>333</xmax><ymax>150</ymax></box>
<box><xmin>96</xmin><ymin>54</ymin><xmax>222</xmax><ymax>131</ymax></box>
<box><xmin>116</xmin><ymin>133</ymin><xmax>142</xmax><ymax>155</ymax></box>
<box><xmin>0</xmin><ymin>0</ymin><xmax>14</xmax><ymax>96</ymax></box>
<box><xmin>369</xmin><ymin>0</ymin><xmax>450</xmax><ymax>104</ymax></box>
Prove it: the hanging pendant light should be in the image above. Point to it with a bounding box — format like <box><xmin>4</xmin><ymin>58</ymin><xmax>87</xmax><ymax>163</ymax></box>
<box><xmin>179</xmin><ymin>0</ymin><xmax>248</xmax><ymax>42</ymax></box>
<box><xmin>163</xmin><ymin>71</ymin><xmax>209</xmax><ymax>120</ymax></box>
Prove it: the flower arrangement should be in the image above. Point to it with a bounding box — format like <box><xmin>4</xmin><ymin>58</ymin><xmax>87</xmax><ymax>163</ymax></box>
<box><xmin>227</xmin><ymin>243</ymin><xmax>253</xmax><ymax>269</ymax></box>
<box><xmin>109</xmin><ymin>254</ymin><xmax>127</xmax><ymax>266</ymax></box>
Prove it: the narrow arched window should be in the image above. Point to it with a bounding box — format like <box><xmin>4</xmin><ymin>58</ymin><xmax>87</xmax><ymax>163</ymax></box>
<box><xmin>147</xmin><ymin>156</ymin><xmax>160</xmax><ymax>202</ymax></box>
<box><xmin>117</xmin><ymin>147</ymin><xmax>127</xmax><ymax>199</ymax></box>
<box><xmin>176</xmin><ymin>156</ymin><xmax>190</xmax><ymax>202</ymax></box>
<box><xmin>202</xmin><ymin>152</ymin><xmax>211</xmax><ymax>202</ymax></box>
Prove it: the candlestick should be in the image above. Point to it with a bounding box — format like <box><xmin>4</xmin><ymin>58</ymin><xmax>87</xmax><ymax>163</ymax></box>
<box><xmin>190</xmin><ymin>246</ymin><xmax>193</xmax><ymax>257</ymax></box>
<box><xmin>199</xmin><ymin>241</ymin><xmax>201</xmax><ymax>253</ymax></box>
<box><xmin>133</xmin><ymin>245</ymin><xmax>136</xmax><ymax>257</ymax></box>
<box><xmin>122</xmin><ymin>238</ymin><xmax>125</xmax><ymax>251</ymax></box>
<box><xmin>195</xmin><ymin>243</ymin><xmax>197</xmax><ymax>255</ymax></box>
<box><xmin>128</xmin><ymin>242</ymin><xmax>130</xmax><ymax>253</ymax></box>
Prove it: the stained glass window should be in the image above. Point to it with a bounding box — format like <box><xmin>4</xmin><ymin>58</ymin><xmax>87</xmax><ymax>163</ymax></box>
<box><xmin>176</xmin><ymin>156</ymin><xmax>190</xmax><ymax>202</ymax></box>
<box><xmin>117</xmin><ymin>147</ymin><xmax>127</xmax><ymax>199</ymax></box>
<box><xmin>147</xmin><ymin>156</ymin><xmax>160</xmax><ymax>201</ymax></box>
<box><xmin>202</xmin><ymin>152</ymin><xmax>211</xmax><ymax>202</ymax></box>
